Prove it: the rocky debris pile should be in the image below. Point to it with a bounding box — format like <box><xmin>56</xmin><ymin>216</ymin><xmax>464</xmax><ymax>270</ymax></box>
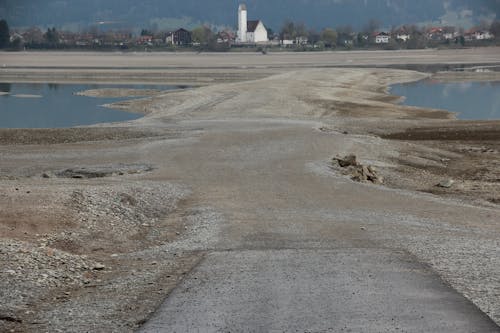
<box><xmin>50</xmin><ymin>164</ymin><xmax>154</xmax><ymax>179</ymax></box>
<box><xmin>0</xmin><ymin>181</ymin><xmax>191</xmax><ymax>332</ymax></box>
<box><xmin>333</xmin><ymin>155</ymin><xmax>384</xmax><ymax>184</ymax></box>
<box><xmin>44</xmin><ymin>181</ymin><xmax>190</xmax><ymax>255</ymax></box>
<box><xmin>0</xmin><ymin>239</ymin><xmax>104</xmax><ymax>325</ymax></box>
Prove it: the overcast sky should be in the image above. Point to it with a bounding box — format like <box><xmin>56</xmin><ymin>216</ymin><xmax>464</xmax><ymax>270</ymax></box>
<box><xmin>0</xmin><ymin>0</ymin><xmax>498</xmax><ymax>31</ymax></box>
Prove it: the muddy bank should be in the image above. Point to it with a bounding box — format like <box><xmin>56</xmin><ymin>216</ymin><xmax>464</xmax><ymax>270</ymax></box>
<box><xmin>75</xmin><ymin>88</ymin><xmax>164</xmax><ymax>98</ymax></box>
<box><xmin>382</xmin><ymin>121</ymin><xmax>500</xmax><ymax>141</ymax></box>
<box><xmin>0</xmin><ymin>127</ymin><xmax>167</xmax><ymax>145</ymax></box>
<box><xmin>378</xmin><ymin>122</ymin><xmax>500</xmax><ymax>206</ymax></box>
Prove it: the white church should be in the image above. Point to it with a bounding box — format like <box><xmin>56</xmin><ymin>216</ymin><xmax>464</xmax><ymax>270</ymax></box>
<box><xmin>237</xmin><ymin>4</ymin><xmax>268</xmax><ymax>43</ymax></box>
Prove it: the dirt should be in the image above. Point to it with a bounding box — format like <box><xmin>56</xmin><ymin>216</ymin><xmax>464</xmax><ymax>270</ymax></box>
<box><xmin>0</xmin><ymin>50</ymin><xmax>499</xmax><ymax>332</ymax></box>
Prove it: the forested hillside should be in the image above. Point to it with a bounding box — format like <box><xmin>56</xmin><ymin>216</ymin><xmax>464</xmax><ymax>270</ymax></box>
<box><xmin>1</xmin><ymin>0</ymin><xmax>499</xmax><ymax>30</ymax></box>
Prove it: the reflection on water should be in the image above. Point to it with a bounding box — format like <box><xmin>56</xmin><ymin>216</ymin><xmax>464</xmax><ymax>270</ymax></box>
<box><xmin>390</xmin><ymin>80</ymin><xmax>500</xmax><ymax>120</ymax></box>
<box><xmin>0</xmin><ymin>83</ymin><xmax>181</xmax><ymax>128</ymax></box>
<box><xmin>0</xmin><ymin>83</ymin><xmax>11</xmax><ymax>93</ymax></box>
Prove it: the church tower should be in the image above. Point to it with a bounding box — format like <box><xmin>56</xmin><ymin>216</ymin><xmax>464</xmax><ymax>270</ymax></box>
<box><xmin>238</xmin><ymin>4</ymin><xmax>247</xmax><ymax>43</ymax></box>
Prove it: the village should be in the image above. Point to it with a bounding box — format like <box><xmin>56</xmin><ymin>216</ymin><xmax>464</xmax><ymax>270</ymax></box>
<box><xmin>1</xmin><ymin>3</ymin><xmax>499</xmax><ymax>51</ymax></box>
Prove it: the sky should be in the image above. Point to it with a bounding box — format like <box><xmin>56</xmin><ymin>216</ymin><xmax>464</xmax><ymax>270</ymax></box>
<box><xmin>0</xmin><ymin>0</ymin><xmax>498</xmax><ymax>31</ymax></box>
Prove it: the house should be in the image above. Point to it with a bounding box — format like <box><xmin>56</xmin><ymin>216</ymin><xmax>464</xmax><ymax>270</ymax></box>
<box><xmin>474</xmin><ymin>31</ymin><xmax>494</xmax><ymax>40</ymax></box>
<box><xmin>338</xmin><ymin>32</ymin><xmax>355</xmax><ymax>46</ymax></box>
<box><xmin>9</xmin><ymin>32</ymin><xmax>24</xmax><ymax>44</ymax></box>
<box><xmin>280</xmin><ymin>36</ymin><xmax>308</xmax><ymax>47</ymax></box>
<box><xmin>280</xmin><ymin>39</ymin><xmax>294</xmax><ymax>46</ymax></box>
<box><xmin>217</xmin><ymin>30</ymin><xmax>236</xmax><ymax>44</ymax></box>
<box><xmin>394</xmin><ymin>28</ymin><xmax>411</xmax><ymax>42</ymax></box>
<box><xmin>396</xmin><ymin>33</ymin><xmax>410</xmax><ymax>42</ymax></box>
<box><xmin>427</xmin><ymin>27</ymin><xmax>443</xmax><ymax>40</ymax></box>
<box><xmin>172</xmin><ymin>28</ymin><xmax>192</xmax><ymax>45</ymax></box>
<box><xmin>375</xmin><ymin>32</ymin><xmax>390</xmax><ymax>44</ymax></box>
<box><xmin>237</xmin><ymin>4</ymin><xmax>268</xmax><ymax>43</ymax></box>
<box><xmin>443</xmin><ymin>32</ymin><xmax>456</xmax><ymax>40</ymax></box>
<box><xmin>463</xmin><ymin>28</ymin><xmax>494</xmax><ymax>41</ymax></box>
<box><xmin>137</xmin><ymin>35</ymin><xmax>153</xmax><ymax>46</ymax></box>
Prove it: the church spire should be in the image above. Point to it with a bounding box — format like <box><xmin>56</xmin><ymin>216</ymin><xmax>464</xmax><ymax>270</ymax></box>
<box><xmin>238</xmin><ymin>4</ymin><xmax>247</xmax><ymax>43</ymax></box>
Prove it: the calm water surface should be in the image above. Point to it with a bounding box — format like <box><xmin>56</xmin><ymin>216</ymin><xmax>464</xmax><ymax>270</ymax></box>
<box><xmin>390</xmin><ymin>80</ymin><xmax>500</xmax><ymax>120</ymax></box>
<box><xmin>0</xmin><ymin>83</ymin><xmax>181</xmax><ymax>128</ymax></box>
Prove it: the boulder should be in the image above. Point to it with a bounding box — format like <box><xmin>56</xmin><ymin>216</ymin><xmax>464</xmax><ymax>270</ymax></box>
<box><xmin>437</xmin><ymin>179</ymin><xmax>454</xmax><ymax>188</ymax></box>
<box><xmin>335</xmin><ymin>155</ymin><xmax>358</xmax><ymax>167</ymax></box>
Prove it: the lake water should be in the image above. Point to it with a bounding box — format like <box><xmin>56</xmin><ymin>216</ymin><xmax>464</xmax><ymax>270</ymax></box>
<box><xmin>390</xmin><ymin>80</ymin><xmax>500</xmax><ymax>120</ymax></box>
<box><xmin>0</xmin><ymin>83</ymin><xmax>181</xmax><ymax>128</ymax></box>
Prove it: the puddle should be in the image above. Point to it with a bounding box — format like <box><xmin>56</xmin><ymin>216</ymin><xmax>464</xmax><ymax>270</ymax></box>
<box><xmin>390</xmin><ymin>79</ymin><xmax>500</xmax><ymax>120</ymax></box>
<box><xmin>0</xmin><ymin>83</ymin><xmax>184</xmax><ymax>128</ymax></box>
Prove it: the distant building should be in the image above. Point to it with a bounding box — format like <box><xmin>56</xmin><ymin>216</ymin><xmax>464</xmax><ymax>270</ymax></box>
<box><xmin>338</xmin><ymin>33</ymin><xmax>355</xmax><ymax>46</ymax></box>
<box><xmin>172</xmin><ymin>28</ymin><xmax>192</xmax><ymax>45</ymax></box>
<box><xmin>137</xmin><ymin>35</ymin><xmax>153</xmax><ymax>45</ymax></box>
<box><xmin>394</xmin><ymin>28</ymin><xmax>411</xmax><ymax>42</ymax></box>
<box><xmin>375</xmin><ymin>32</ymin><xmax>390</xmax><ymax>44</ymax></box>
<box><xmin>474</xmin><ymin>30</ymin><xmax>494</xmax><ymax>40</ymax></box>
<box><xmin>237</xmin><ymin>4</ymin><xmax>268</xmax><ymax>43</ymax></box>
<box><xmin>427</xmin><ymin>27</ymin><xmax>443</xmax><ymax>40</ymax></box>
<box><xmin>217</xmin><ymin>30</ymin><xmax>236</xmax><ymax>44</ymax></box>
<box><xmin>280</xmin><ymin>36</ymin><xmax>308</xmax><ymax>47</ymax></box>
<box><xmin>396</xmin><ymin>33</ymin><xmax>410</xmax><ymax>42</ymax></box>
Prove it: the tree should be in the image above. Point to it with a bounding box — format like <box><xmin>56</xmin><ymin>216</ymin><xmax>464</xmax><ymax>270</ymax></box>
<box><xmin>280</xmin><ymin>20</ymin><xmax>296</xmax><ymax>40</ymax></box>
<box><xmin>490</xmin><ymin>20</ymin><xmax>500</xmax><ymax>39</ymax></box>
<box><xmin>364</xmin><ymin>19</ymin><xmax>380</xmax><ymax>34</ymax></box>
<box><xmin>0</xmin><ymin>19</ymin><xmax>10</xmax><ymax>49</ymax></box>
<box><xmin>294</xmin><ymin>22</ymin><xmax>307</xmax><ymax>39</ymax></box>
<box><xmin>191</xmin><ymin>25</ymin><xmax>219</xmax><ymax>51</ymax></box>
<box><xmin>321</xmin><ymin>28</ymin><xmax>337</xmax><ymax>48</ymax></box>
<box><xmin>455</xmin><ymin>35</ymin><xmax>465</xmax><ymax>46</ymax></box>
<box><xmin>266</xmin><ymin>27</ymin><xmax>275</xmax><ymax>40</ymax></box>
<box><xmin>336</xmin><ymin>25</ymin><xmax>353</xmax><ymax>35</ymax></box>
<box><xmin>307</xmin><ymin>29</ymin><xmax>321</xmax><ymax>45</ymax></box>
<box><xmin>357</xmin><ymin>32</ymin><xmax>366</xmax><ymax>46</ymax></box>
<box><xmin>10</xmin><ymin>36</ymin><xmax>23</xmax><ymax>50</ymax></box>
<box><xmin>140</xmin><ymin>29</ymin><xmax>153</xmax><ymax>36</ymax></box>
<box><xmin>44</xmin><ymin>27</ymin><xmax>59</xmax><ymax>45</ymax></box>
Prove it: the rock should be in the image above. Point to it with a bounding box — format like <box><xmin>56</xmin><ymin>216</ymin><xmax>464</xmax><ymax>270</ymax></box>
<box><xmin>335</xmin><ymin>155</ymin><xmax>358</xmax><ymax>167</ymax></box>
<box><xmin>46</xmin><ymin>248</ymin><xmax>54</xmax><ymax>257</ymax></box>
<box><xmin>371</xmin><ymin>175</ymin><xmax>384</xmax><ymax>185</ymax></box>
<box><xmin>41</xmin><ymin>173</ymin><xmax>51</xmax><ymax>178</ymax></box>
<box><xmin>437</xmin><ymin>179</ymin><xmax>454</xmax><ymax>188</ymax></box>
<box><xmin>92</xmin><ymin>263</ymin><xmax>106</xmax><ymax>270</ymax></box>
<box><xmin>349</xmin><ymin>163</ymin><xmax>383</xmax><ymax>185</ymax></box>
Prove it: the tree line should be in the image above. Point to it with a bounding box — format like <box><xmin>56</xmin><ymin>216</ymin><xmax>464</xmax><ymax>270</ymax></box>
<box><xmin>2</xmin><ymin>17</ymin><xmax>500</xmax><ymax>51</ymax></box>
